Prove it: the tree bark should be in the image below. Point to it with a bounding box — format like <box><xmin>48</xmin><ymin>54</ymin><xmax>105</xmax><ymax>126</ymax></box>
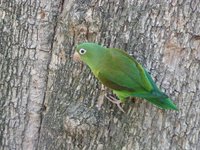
<box><xmin>0</xmin><ymin>0</ymin><xmax>62</xmax><ymax>149</ymax></box>
<box><xmin>1</xmin><ymin>0</ymin><xmax>200</xmax><ymax>150</ymax></box>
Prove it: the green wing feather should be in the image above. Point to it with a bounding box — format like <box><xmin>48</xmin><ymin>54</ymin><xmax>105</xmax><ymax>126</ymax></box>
<box><xmin>96</xmin><ymin>48</ymin><xmax>153</xmax><ymax>94</ymax></box>
<box><xmin>98</xmin><ymin>72</ymin><xmax>134</xmax><ymax>91</ymax></box>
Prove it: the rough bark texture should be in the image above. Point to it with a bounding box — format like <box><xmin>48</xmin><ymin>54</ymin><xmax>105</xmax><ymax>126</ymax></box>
<box><xmin>0</xmin><ymin>0</ymin><xmax>200</xmax><ymax>150</ymax></box>
<box><xmin>0</xmin><ymin>0</ymin><xmax>62</xmax><ymax>149</ymax></box>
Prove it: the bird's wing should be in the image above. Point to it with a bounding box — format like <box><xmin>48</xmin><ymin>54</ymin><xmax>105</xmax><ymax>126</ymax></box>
<box><xmin>96</xmin><ymin>48</ymin><xmax>153</xmax><ymax>92</ymax></box>
<box><xmin>97</xmin><ymin>70</ymin><xmax>135</xmax><ymax>91</ymax></box>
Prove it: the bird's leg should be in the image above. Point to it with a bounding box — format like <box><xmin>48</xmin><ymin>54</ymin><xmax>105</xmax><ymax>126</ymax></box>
<box><xmin>105</xmin><ymin>95</ymin><xmax>125</xmax><ymax>113</ymax></box>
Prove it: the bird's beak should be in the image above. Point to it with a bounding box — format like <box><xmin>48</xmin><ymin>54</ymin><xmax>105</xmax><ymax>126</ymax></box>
<box><xmin>73</xmin><ymin>51</ymin><xmax>81</xmax><ymax>62</ymax></box>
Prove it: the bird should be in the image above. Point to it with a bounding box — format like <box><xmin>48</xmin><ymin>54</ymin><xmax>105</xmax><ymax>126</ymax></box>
<box><xmin>73</xmin><ymin>42</ymin><xmax>178</xmax><ymax>112</ymax></box>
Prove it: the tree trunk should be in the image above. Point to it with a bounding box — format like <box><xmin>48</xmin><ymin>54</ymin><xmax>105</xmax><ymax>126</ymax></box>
<box><xmin>0</xmin><ymin>0</ymin><xmax>62</xmax><ymax>149</ymax></box>
<box><xmin>1</xmin><ymin>0</ymin><xmax>200</xmax><ymax>150</ymax></box>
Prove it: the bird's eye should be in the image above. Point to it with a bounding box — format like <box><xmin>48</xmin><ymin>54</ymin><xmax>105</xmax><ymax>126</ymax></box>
<box><xmin>79</xmin><ymin>48</ymin><xmax>87</xmax><ymax>55</ymax></box>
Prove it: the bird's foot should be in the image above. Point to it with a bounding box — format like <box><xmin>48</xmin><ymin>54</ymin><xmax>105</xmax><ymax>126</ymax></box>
<box><xmin>105</xmin><ymin>95</ymin><xmax>125</xmax><ymax>113</ymax></box>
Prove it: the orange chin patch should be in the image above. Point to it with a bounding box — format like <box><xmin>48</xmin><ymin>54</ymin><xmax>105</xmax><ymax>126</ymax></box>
<box><xmin>73</xmin><ymin>52</ymin><xmax>81</xmax><ymax>62</ymax></box>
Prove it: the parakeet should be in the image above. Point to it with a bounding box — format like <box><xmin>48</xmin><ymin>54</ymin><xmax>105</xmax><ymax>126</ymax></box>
<box><xmin>73</xmin><ymin>42</ymin><xmax>178</xmax><ymax>111</ymax></box>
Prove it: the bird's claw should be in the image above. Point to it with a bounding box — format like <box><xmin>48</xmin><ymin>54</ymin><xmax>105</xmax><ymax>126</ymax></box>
<box><xmin>105</xmin><ymin>95</ymin><xmax>125</xmax><ymax>113</ymax></box>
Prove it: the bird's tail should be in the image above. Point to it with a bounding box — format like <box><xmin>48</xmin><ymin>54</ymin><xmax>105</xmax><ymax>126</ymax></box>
<box><xmin>144</xmin><ymin>95</ymin><xmax>178</xmax><ymax>110</ymax></box>
<box><xmin>141</xmin><ymin>69</ymin><xmax>178</xmax><ymax>110</ymax></box>
<box><xmin>134</xmin><ymin>92</ymin><xmax>178</xmax><ymax>110</ymax></box>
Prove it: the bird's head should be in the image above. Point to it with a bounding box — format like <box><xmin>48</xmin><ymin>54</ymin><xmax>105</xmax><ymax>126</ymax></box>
<box><xmin>73</xmin><ymin>43</ymin><xmax>106</xmax><ymax>66</ymax></box>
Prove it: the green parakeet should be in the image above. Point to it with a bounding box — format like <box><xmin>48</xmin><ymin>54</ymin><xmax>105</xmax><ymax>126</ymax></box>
<box><xmin>73</xmin><ymin>42</ymin><xmax>178</xmax><ymax>111</ymax></box>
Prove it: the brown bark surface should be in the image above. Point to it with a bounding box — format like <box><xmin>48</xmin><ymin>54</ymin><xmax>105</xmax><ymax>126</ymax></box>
<box><xmin>0</xmin><ymin>0</ymin><xmax>62</xmax><ymax>149</ymax></box>
<box><xmin>0</xmin><ymin>0</ymin><xmax>199</xmax><ymax>150</ymax></box>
